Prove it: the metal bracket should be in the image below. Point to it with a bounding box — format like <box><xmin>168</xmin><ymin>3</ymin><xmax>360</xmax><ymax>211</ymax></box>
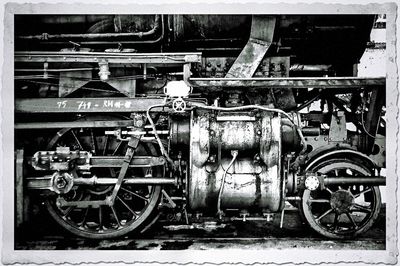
<box><xmin>328</xmin><ymin>110</ymin><xmax>347</xmax><ymax>142</ymax></box>
<box><xmin>226</xmin><ymin>16</ymin><xmax>276</xmax><ymax>78</ymax></box>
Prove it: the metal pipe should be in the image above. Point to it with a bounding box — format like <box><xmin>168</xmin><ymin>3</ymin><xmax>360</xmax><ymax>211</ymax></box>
<box><xmin>285</xmin><ymin>196</ymin><xmax>301</xmax><ymax>201</ymax></box>
<box><xmin>15</xmin><ymin>120</ymin><xmax>134</xmax><ymax>129</ymax></box>
<box><xmin>290</xmin><ymin>64</ymin><xmax>332</xmax><ymax>72</ymax></box>
<box><xmin>324</xmin><ymin>177</ymin><xmax>385</xmax><ymax>186</ymax></box>
<box><xmin>74</xmin><ymin>177</ymin><xmax>176</xmax><ymax>185</ymax></box>
<box><xmin>15</xmin><ymin>68</ymin><xmax>96</xmax><ymax>72</ymax></box>
<box><xmin>18</xmin><ymin>15</ymin><xmax>164</xmax><ymax>43</ymax></box>
<box><xmin>301</xmin><ymin>127</ymin><xmax>320</xmax><ymax>136</ymax></box>
<box><xmin>217</xmin><ymin>150</ymin><xmax>238</xmax><ymax>216</ymax></box>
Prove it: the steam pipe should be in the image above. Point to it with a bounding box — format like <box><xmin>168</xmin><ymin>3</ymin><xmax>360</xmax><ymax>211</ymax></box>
<box><xmin>18</xmin><ymin>15</ymin><xmax>164</xmax><ymax>44</ymax></box>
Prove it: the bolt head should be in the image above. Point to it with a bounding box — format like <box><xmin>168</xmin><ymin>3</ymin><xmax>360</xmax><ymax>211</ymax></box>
<box><xmin>55</xmin><ymin>176</ymin><xmax>67</xmax><ymax>189</ymax></box>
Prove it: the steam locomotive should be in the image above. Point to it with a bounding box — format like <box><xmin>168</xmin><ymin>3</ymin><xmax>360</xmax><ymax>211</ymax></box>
<box><xmin>14</xmin><ymin>15</ymin><xmax>386</xmax><ymax>240</ymax></box>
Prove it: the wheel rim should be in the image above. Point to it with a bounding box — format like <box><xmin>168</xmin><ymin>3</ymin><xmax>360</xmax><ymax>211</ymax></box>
<box><xmin>45</xmin><ymin>119</ymin><xmax>162</xmax><ymax>239</ymax></box>
<box><xmin>302</xmin><ymin>158</ymin><xmax>381</xmax><ymax>239</ymax></box>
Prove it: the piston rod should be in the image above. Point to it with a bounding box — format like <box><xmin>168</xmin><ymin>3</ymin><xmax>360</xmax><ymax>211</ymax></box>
<box><xmin>26</xmin><ymin>176</ymin><xmax>177</xmax><ymax>191</ymax></box>
<box><xmin>323</xmin><ymin>177</ymin><xmax>385</xmax><ymax>186</ymax></box>
<box><xmin>74</xmin><ymin>177</ymin><xmax>177</xmax><ymax>185</ymax></box>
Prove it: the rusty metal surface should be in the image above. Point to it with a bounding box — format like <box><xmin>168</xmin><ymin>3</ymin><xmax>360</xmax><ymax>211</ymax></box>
<box><xmin>15</xmin><ymin>97</ymin><xmax>166</xmax><ymax>113</ymax></box>
<box><xmin>328</xmin><ymin>111</ymin><xmax>347</xmax><ymax>142</ymax></box>
<box><xmin>225</xmin><ymin>40</ymin><xmax>272</xmax><ymax>78</ymax></box>
<box><xmin>209</xmin><ymin>119</ymin><xmax>260</xmax><ymax>150</ymax></box>
<box><xmin>190</xmin><ymin>158</ymin><xmax>281</xmax><ymax>211</ymax></box>
<box><xmin>189</xmin><ymin>77</ymin><xmax>386</xmax><ymax>88</ymax></box>
<box><xmin>226</xmin><ymin>16</ymin><xmax>276</xmax><ymax>78</ymax></box>
<box><xmin>189</xmin><ymin>111</ymin><xmax>283</xmax><ymax>212</ymax></box>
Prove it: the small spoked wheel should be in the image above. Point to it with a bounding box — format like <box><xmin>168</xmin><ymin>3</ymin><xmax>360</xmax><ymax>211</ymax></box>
<box><xmin>301</xmin><ymin>157</ymin><xmax>381</xmax><ymax>239</ymax></box>
<box><xmin>44</xmin><ymin>117</ymin><xmax>162</xmax><ymax>239</ymax></box>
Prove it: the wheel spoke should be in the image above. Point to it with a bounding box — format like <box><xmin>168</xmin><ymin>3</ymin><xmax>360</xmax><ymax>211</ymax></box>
<box><xmin>110</xmin><ymin>206</ymin><xmax>121</xmax><ymax>227</ymax></box>
<box><xmin>334</xmin><ymin>169</ymin><xmax>339</xmax><ymax>176</ymax></box>
<box><xmin>315</xmin><ymin>208</ymin><xmax>333</xmax><ymax>222</ymax></box>
<box><xmin>354</xmin><ymin>187</ymin><xmax>372</xmax><ymax>198</ymax></box>
<box><xmin>112</xmin><ymin>141</ymin><xmax>123</xmax><ymax>156</ymax></box>
<box><xmin>302</xmin><ymin>160</ymin><xmax>381</xmax><ymax>239</ymax></box>
<box><xmin>98</xmin><ymin>206</ymin><xmax>103</xmax><ymax>229</ymax></box>
<box><xmin>62</xmin><ymin>206</ymin><xmax>75</xmax><ymax>217</ymax></box>
<box><xmin>117</xmin><ymin>196</ymin><xmax>137</xmax><ymax>217</ymax></box>
<box><xmin>47</xmin><ymin>127</ymin><xmax>161</xmax><ymax>239</ymax></box>
<box><xmin>331</xmin><ymin>213</ymin><xmax>340</xmax><ymax>231</ymax></box>
<box><xmin>90</xmin><ymin>129</ymin><xmax>98</xmax><ymax>154</ymax></box>
<box><xmin>345</xmin><ymin>212</ymin><xmax>359</xmax><ymax>229</ymax></box>
<box><xmin>80</xmin><ymin>207</ymin><xmax>90</xmax><ymax>226</ymax></box>
<box><xmin>351</xmin><ymin>203</ymin><xmax>372</xmax><ymax>213</ymax></box>
<box><xmin>120</xmin><ymin>187</ymin><xmax>149</xmax><ymax>202</ymax></box>
<box><xmin>103</xmin><ymin>135</ymin><xmax>109</xmax><ymax>156</ymax></box>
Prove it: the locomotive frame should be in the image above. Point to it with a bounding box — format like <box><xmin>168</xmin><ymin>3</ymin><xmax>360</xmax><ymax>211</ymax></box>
<box><xmin>2</xmin><ymin>2</ymin><xmax>399</xmax><ymax>265</ymax></box>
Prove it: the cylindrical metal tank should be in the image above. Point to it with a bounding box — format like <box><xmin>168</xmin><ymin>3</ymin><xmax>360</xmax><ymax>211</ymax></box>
<box><xmin>188</xmin><ymin>110</ymin><xmax>284</xmax><ymax>213</ymax></box>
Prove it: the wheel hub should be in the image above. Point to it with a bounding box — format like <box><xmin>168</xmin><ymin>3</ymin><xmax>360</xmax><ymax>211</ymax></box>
<box><xmin>330</xmin><ymin>189</ymin><xmax>354</xmax><ymax>214</ymax></box>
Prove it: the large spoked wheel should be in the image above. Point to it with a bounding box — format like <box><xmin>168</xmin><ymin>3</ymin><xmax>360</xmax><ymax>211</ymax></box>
<box><xmin>44</xmin><ymin>117</ymin><xmax>162</xmax><ymax>239</ymax></box>
<box><xmin>301</xmin><ymin>157</ymin><xmax>381</xmax><ymax>239</ymax></box>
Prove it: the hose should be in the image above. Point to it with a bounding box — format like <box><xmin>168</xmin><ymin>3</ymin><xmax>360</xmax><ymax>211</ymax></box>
<box><xmin>217</xmin><ymin>150</ymin><xmax>238</xmax><ymax>217</ymax></box>
<box><xmin>190</xmin><ymin>103</ymin><xmax>308</xmax><ymax>154</ymax></box>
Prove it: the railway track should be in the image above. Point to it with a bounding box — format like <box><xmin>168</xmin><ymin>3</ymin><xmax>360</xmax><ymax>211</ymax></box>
<box><xmin>16</xmin><ymin>207</ymin><xmax>386</xmax><ymax>250</ymax></box>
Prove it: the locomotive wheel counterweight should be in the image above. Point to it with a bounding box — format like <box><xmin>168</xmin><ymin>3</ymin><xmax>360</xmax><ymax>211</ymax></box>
<box><xmin>44</xmin><ymin>119</ymin><xmax>162</xmax><ymax>239</ymax></box>
<box><xmin>301</xmin><ymin>157</ymin><xmax>381</xmax><ymax>239</ymax></box>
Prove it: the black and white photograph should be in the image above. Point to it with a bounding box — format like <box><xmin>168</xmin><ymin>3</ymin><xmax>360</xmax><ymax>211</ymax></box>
<box><xmin>1</xmin><ymin>1</ymin><xmax>398</xmax><ymax>265</ymax></box>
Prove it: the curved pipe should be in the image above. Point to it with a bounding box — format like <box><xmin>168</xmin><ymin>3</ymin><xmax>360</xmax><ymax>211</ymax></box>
<box><xmin>18</xmin><ymin>15</ymin><xmax>165</xmax><ymax>44</ymax></box>
<box><xmin>217</xmin><ymin>150</ymin><xmax>238</xmax><ymax>217</ymax></box>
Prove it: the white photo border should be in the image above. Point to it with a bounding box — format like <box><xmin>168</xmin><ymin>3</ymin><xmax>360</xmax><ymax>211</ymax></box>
<box><xmin>1</xmin><ymin>1</ymin><xmax>398</xmax><ymax>265</ymax></box>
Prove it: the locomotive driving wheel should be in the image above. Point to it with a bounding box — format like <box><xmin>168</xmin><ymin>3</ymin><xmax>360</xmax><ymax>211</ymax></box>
<box><xmin>44</xmin><ymin>117</ymin><xmax>162</xmax><ymax>239</ymax></box>
<box><xmin>301</xmin><ymin>157</ymin><xmax>381</xmax><ymax>239</ymax></box>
